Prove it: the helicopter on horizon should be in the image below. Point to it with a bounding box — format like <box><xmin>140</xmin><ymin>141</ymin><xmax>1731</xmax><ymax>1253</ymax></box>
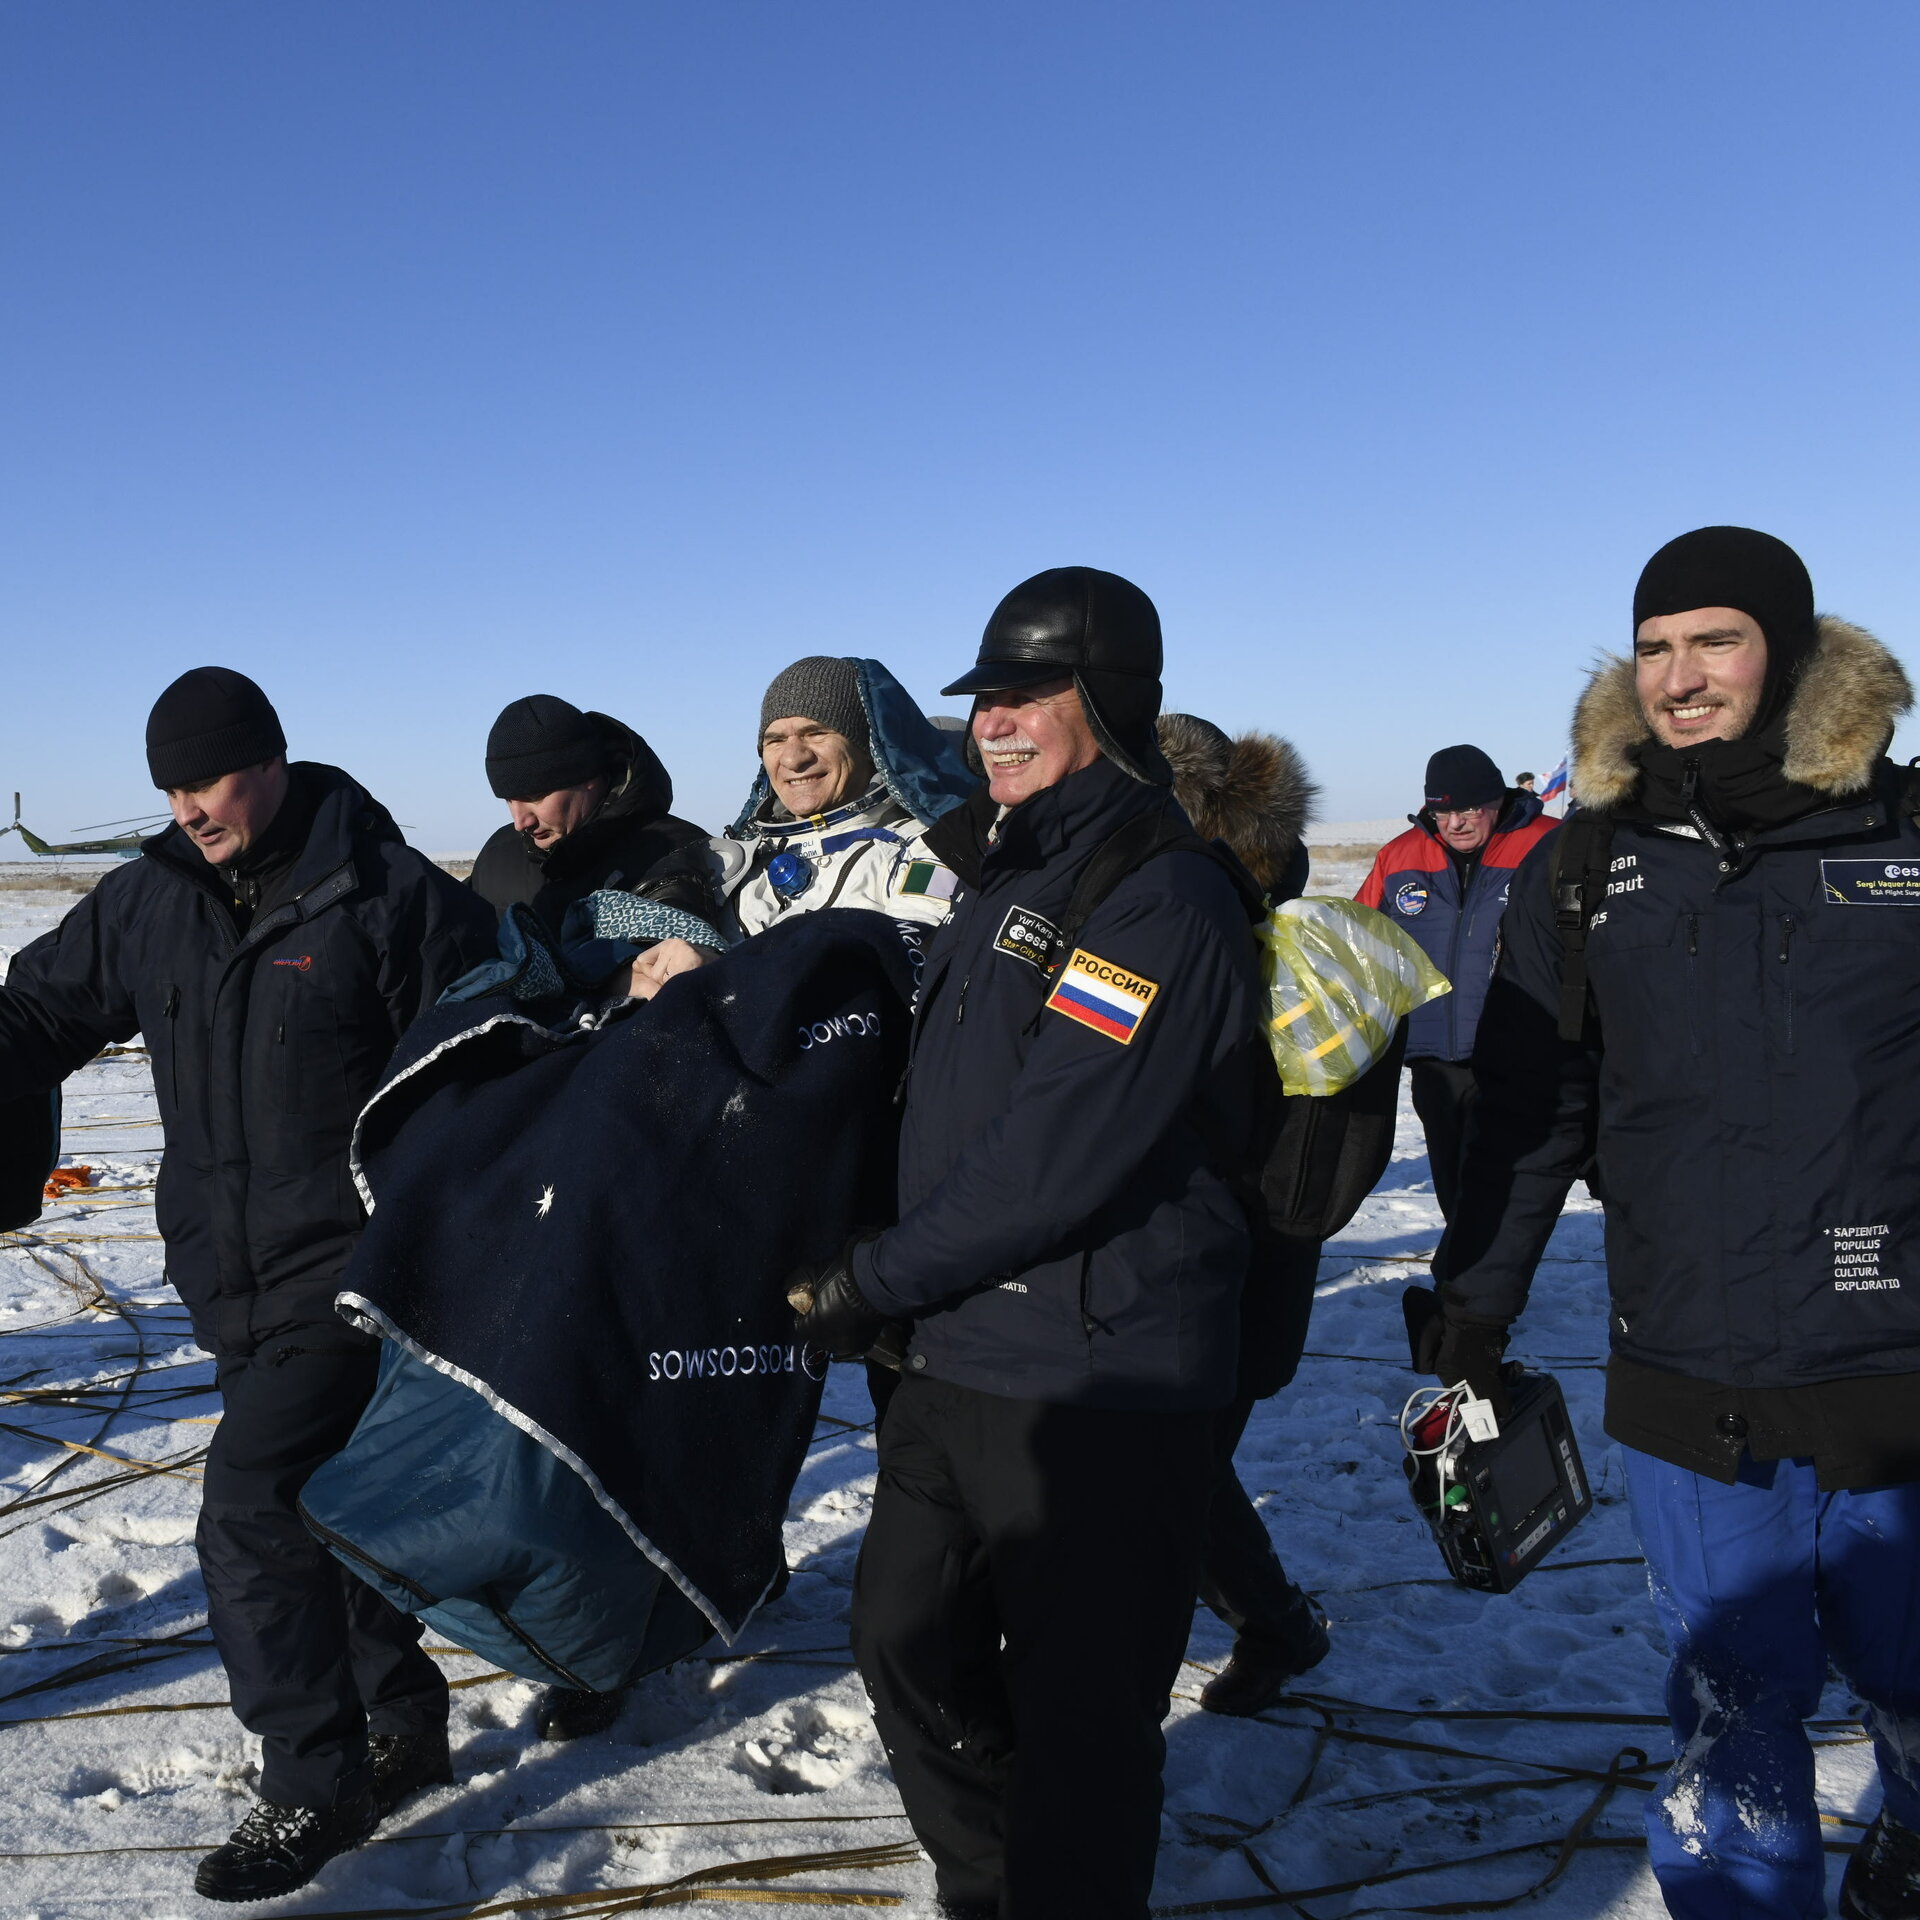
<box><xmin>1</xmin><ymin>794</ymin><xmax>166</xmax><ymax>859</ymax></box>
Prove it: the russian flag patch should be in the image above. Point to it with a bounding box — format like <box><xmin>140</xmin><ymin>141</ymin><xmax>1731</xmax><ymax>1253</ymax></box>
<box><xmin>1044</xmin><ymin>948</ymin><xmax>1160</xmax><ymax>1045</ymax></box>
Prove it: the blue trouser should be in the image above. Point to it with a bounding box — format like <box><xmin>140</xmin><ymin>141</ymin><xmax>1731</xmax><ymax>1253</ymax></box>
<box><xmin>1624</xmin><ymin>1447</ymin><xmax>1920</xmax><ymax>1920</ymax></box>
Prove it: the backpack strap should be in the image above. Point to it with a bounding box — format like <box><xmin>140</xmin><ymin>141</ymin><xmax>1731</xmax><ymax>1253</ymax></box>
<box><xmin>1059</xmin><ymin>802</ymin><xmax>1194</xmax><ymax>949</ymax></box>
<box><xmin>1075</xmin><ymin>804</ymin><xmax>1262</xmax><ymax>930</ymax></box>
<box><xmin>1050</xmin><ymin>800</ymin><xmax>1252</xmax><ymax>959</ymax></box>
<box><xmin>1026</xmin><ymin>798</ymin><xmax>1264</xmax><ymax>1020</ymax></box>
<box><xmin>1550</xmin><ymin>811</ymin><xmax>1616</xmax><ymax>1043</ymax></box>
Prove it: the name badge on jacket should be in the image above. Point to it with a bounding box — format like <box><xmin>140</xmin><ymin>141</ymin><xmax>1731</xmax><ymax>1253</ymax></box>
<box><xmin>1821</xmin><ymin>859</ymin><xmax>1920</xmax><ymax>906</ymax></box>
<box><xmin>994</xmin><ymin>906</ymin><xmax>1063</xmax><ymax>972</ymax></box>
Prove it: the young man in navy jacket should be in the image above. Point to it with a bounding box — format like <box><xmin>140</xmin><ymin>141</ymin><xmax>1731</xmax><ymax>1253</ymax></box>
<box><xmin>1428</xmin><ymin>528</ymin><xmax>1920</xmax><ymax>1920</ymax></box>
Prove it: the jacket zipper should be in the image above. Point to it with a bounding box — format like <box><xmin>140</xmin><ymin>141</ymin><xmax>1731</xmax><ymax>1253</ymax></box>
<box><xmin>162</xmin><ymin>986</ymin><xmax>181</xmax><ymax>1106</ymax></box>
<box><xmin>1778</xmin><ymin>913</ymin><xmax>1796</xmax><ymax>1054</ymax></box>
<box><xmin>1684</xmin><ymin>915</ymin><xmax>1700</xmax><ymax>1056</ymax></box>
<box><xmin>1442</xmin><ymin>862</ymin><xmax>1472</xmax><ymax>1059</ymax></box>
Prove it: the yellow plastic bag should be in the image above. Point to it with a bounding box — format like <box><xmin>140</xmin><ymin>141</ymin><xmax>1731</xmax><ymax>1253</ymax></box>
<box><xmin>1254</xmin><ymin>898</ymin><xmax>1452</xmax><ymax>1096</ymax></box>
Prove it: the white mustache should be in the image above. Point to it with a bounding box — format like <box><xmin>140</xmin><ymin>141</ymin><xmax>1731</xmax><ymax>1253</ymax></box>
<box><xmin>980</xmin><ymin>733</ymin><xmax>1040</xmax><ymax>756</ymax></box>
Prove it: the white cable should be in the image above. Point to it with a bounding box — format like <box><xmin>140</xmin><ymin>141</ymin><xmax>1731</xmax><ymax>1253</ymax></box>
<box><xmin>1400</xmin><ymin>1384</ymin><xmax>1468</xmax><ymax>1519</ymax></box>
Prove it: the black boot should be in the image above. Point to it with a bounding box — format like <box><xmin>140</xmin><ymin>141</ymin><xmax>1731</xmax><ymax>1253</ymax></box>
<box><xmin>1199</xmin><ymin>1589</ymin><xmax>1331</xmax><ymax>1718</ymax></box>
<box><xmin>535</xmin><ymin>1685</ymin><xmax>627</xmax><ymax>1741</ymax></box>
<box><xmin>1840</xmin><ymin>1813</ymin><xmax>1920</xmax><ymax>1920</ymax></box>
<box><xmin>194</xmin><ymin>1791</ymin><xmax>377</xmax><ymax>1902</ymax></box>
<box><xmin>369</xmin><ymin>1725</ymin><xmax>454</xmax><ymax>1819</ymax></box>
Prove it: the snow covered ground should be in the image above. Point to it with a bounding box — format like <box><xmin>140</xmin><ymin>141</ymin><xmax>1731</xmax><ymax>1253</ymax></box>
<box><xmin>0</xmin><ymin>884</ymin><xmax>1882</xmax><ymax>1918</ymax></box>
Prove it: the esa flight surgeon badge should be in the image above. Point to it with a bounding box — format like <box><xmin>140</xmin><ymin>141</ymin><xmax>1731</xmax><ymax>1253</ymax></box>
<box><xmin>1045</xmin><ymin>948</ymin><xmax>1161</xmax><ymax>1044</ymax></box>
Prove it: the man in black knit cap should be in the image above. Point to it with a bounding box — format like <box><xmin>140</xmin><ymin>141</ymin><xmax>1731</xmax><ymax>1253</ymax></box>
<box><xmin>0</xmin><ymin>668</ymin><xmax>496</xmax><ymax>1902</ymax></box>
<box><xmin>468</xmin><ymin>694</ymin><xmax>708</xmax><ymax>927</ymax></box>
<box><xmin>1424</xmin><ymin>528</ymin><xmax>1920</xmax><ymax>1920</ymax></box>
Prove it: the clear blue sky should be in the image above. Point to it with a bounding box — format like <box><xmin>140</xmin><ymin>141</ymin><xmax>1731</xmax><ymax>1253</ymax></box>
<box><xmin>5</xmin><ymin>3</ymin><xmax>1918</xmax><ymax>849</ymax></box>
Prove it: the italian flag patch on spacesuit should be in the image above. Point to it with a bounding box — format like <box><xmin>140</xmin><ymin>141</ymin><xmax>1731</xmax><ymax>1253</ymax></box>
<box><xmin>899</xmin><ymin>861</ymin><xmax>958</xmax><ymax>900</ymax></box>
<box><xmin>1044</xmin><ymin>949</ymin><xmax>1160</xmax><ymax>1044</ymax></box>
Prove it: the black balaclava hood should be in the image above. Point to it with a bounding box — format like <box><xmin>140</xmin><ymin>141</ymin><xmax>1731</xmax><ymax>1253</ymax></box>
<box><xmin>1628</xmin><ymin>527</ymin><xmax>1826</xmax><ymax>834</ymax></box>
<box><xmin>1632</xmin><ymin>526</ymin><xmax>1816</xmax><ymax>732</ymax></box>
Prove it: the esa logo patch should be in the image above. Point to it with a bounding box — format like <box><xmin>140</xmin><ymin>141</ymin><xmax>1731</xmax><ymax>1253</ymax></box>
<box><xmin>1044</xmin><ymin>948</ymin><xmax>1160</xmax><ymax>1044</ymax></box>
<box><xmin>994</xmin><ymin>905</ymin><xmax>1063</xmax><ymax>973</ymax></box>
<box><xmin>1393</xmin><ymin>881</ymin><xmax>1429</xmax><ymax>917</ymax></box>
<box><xmin>1822</xmin><ymin>859</ymin><xmax>1920</xmax><ymax>906</ymax></box>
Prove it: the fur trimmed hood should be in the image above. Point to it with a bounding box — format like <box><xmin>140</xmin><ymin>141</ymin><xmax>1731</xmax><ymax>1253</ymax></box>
<box><xmin>1571</xmin><ymin>615</ymin><xmax>1914</xmax><ymax>813</ymax></box>
<box><xmin>1157</xmin><ymin>713</ymin><xmax>1318</xmax><ymax>889</ymax></box>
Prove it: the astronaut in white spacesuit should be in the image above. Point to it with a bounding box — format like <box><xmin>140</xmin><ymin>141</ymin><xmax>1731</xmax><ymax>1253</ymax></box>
<box><xmin>631</xmin><ymin>655</ymin><xmax>973</xmax><ymax>999</ymax></box>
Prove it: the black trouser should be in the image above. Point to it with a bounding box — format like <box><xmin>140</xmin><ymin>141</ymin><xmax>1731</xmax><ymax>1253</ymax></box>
<box><xmin>198</xmin><ymin>1331</ymin><xmax>448</xmax><ymax>1807</ymax></box>
<box><xmin>1200</xmin><ymin>1232</ymin><xmax>1321</xmax><ymax>1655</ymax></box>
<box><xmin>1408</xmin><ymin>1058</ymin><xmax>1476</xmax><ymax>1222</ymax></box>
<box><xmin>1199</xmin><ymin>1395</ymin><xmax>1315</xmax><ymax>1659</ymax></box>
<box><xmin>851</xmin><ymin>1375</ymin><xmax>1213</xmax><ymax>1919</ymax></box>
<box><xmin>865</xmin><ymin>1357</ymin><xmax>902</xmax><ymax>1428</ymax></box>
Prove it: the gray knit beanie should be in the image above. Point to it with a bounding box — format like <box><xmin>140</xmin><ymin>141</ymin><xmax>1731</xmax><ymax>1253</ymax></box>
<box><xmin>758</xmin><ymin>657</ymin><xmax>869</xmax><ymax>755</ymax></box>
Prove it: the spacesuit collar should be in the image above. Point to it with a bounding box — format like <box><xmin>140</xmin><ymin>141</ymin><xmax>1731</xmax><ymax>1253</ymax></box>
<box><xmin>747</xmin><ymin>780</ymin><xmax>896</xmax><ymax>840</ymax></box>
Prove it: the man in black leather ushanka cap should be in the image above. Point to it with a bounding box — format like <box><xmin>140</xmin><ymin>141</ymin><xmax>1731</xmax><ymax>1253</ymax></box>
<box><xmin>785</xmin><ymin>568</ymin><xmax>1270</xmax><ymax>1919</ymax></box>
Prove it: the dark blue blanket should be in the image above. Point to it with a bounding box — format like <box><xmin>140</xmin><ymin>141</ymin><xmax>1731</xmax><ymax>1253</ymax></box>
<box><xmin>299</xmin><ymin>910</ymin><xmax>916</xmax><ymax>1681</ymax></box>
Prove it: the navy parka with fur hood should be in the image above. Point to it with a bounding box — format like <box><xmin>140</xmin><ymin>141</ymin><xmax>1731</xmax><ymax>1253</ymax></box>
<box><xmin>1435</xmin><ymin>618</ymin><xmax>1920</xmax><ymax>1489</ymax></box>
<box><xmin>0</xmin><ymin>764</ymin><xmax>497</xmax><ymax>1355</ymax></box>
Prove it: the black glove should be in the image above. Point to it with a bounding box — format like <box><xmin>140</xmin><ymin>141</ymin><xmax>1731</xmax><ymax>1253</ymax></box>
<box><xmin>787</xmin><ymin>1241</ymin><xmax>890</xmax><ymax>1362</ymax></box>
<box><xmin>1403</xmin><ymin>1285</ymin><xmax>1512</xmax><ymax>1419</ymax></box>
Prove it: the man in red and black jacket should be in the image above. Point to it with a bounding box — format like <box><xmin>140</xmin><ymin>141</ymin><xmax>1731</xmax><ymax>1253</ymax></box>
<box><xmin>1356</xmin><ymin>746</ymin><xmax>1556</xmax><ymax>1217</ymax></box>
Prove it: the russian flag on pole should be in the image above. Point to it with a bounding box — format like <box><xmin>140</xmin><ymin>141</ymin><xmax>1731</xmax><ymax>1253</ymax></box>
<box><xmin>1539</xmin><ymin>756</ymin><xmax>1569</xmax><ymax>805</ymax></box>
